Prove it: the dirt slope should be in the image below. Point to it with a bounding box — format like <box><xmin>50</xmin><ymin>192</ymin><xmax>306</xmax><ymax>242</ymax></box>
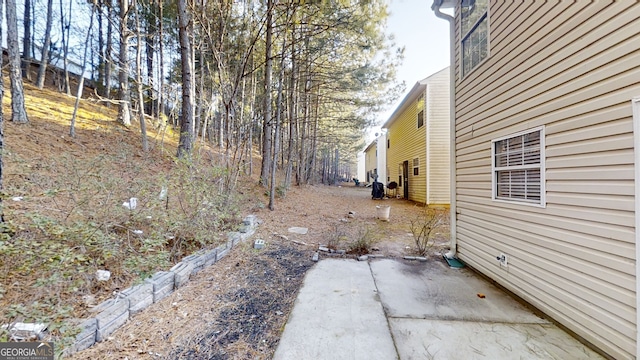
<box><xmin>72</xmin><ymin>184</ymin><xmax>449</xmax><ymax>359</ymax></box>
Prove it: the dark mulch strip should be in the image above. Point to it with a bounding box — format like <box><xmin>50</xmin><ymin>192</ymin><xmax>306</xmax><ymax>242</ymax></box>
<box><xmin>167</xmin><ymin>244</ymin><xmax>314</xmax><ymax>359</ymax></box>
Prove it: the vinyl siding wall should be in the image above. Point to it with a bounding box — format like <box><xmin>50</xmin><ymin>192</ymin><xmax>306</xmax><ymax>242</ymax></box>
<box><xmin>376</xmin><ymin>133</ymin><xmax>388</xmax><ymax>184</ymax></box>
<box><xmin>364</xmin><ymin>143</ymin><xmax>377</xmax><ymax>182</ymax></box>
<box><xmin>453</xmin><ymin>1</ymin><xmax>640</xmax><ymax>358</ymax></box>
<box><xmin>387</xmin><ymin>93</ymin><xmax>427</xmax><ymax>203</ymax></box>
<box><xmin>426</xmin><ymin>69</ymin><xmax>450</xmax><ymax>205</ymax></box>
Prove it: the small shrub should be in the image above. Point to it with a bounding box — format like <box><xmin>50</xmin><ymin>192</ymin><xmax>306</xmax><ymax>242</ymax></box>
<box><xmin>276</xmin><ymin>185</ymin><xmax>287</xmax><ymax>199</ymax></box>
<box><xmin>410</xmin><ymin>208</ymin><xmax>445</xmax><ymax>256</ymax></box>
<box><xmin>326</xmin><ymin>225</ymin><xmax>348</xmax><ymax>250</ymax></box>
<box><xmin>346</xmin><ymin>227</ymin><xmax>377</xmax><ymax>255</ymax></box>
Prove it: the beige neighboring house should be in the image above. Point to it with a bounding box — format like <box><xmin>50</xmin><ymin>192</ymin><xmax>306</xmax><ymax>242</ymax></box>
<box><xmin>432</xmin><ymin>0</ymin><xmax>640</xmax><ymax>358</ymax></box>
<box><xmin>382</xmin><ymin>67</ymin><xmax>450</xmax><ymax>205</ymax></box>
<box><xmin>363</xmin><ymin>140</ymin><xmax>377</xmax><ymax>183</ymax></box>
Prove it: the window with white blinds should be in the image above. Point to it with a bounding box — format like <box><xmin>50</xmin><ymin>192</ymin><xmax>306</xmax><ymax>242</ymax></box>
<box><xmin>492</xmin><ymin>127</ymin><xmax>545</xmax><ymax>206</ymax></box>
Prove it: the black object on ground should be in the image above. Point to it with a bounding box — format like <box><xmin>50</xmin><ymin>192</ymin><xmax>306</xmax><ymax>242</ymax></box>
<box><xmin>371</xmin><ymin>181</ymin><xmax>384</xmax><ymax>200</ymax></box>
<box><xmin>387</xmin><ymin>181</ymin><xmax>398</xmax><ymax>197</ymax></box>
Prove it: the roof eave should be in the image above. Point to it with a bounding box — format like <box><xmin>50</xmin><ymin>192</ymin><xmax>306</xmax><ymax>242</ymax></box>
<box><xmin>364</xmin><ymin>140</ymin><xmax>377</xmax><ymax>153</ymax></box>
<box><xmin>381</xmin><ymin>81</ymin><xmax>426</xmax><ymax>129</ymax></box>
<box><xmin>381</xmin><ymin>67</ymin><xmax>449</xmax><ymax>129</ymax></box>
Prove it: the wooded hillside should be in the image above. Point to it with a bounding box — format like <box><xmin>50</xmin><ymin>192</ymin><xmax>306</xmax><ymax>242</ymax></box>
<box><xmin>4</xmin><ymin>0</ymin><xmax>405</xmax><ymax>195</ymax></box>
<box><xmin>0</xmin><ymin>0</ymin><xmax>405</xmax><ymax>353</ymax></box>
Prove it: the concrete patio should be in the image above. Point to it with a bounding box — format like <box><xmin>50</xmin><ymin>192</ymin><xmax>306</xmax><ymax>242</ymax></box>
<box><xmin>273</xmin><ymin>258</ymin><xmax>604</xmax><ymax>360</ymax></box>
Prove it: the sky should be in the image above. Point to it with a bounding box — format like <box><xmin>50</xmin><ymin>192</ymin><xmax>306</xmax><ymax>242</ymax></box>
<box><xmin>374</xmin><ymin>0</ymin><xmax>450</xmax><ymax>133</ymax></box>
<box><xmin>357</xmin><ymin>0</ymin><xmax>450</xmax><ymax>179</ymax></box>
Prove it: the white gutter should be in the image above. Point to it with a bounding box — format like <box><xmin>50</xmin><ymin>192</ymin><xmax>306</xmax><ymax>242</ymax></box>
<box><xmin>432</xmin><ymin>0</ymin><xmax>457</xmax><ymax>259</ymax></box>
<box><xmin>632</xmin><ymin>96</ymin><xmax>640</xmax><ymax>359</ymax></box>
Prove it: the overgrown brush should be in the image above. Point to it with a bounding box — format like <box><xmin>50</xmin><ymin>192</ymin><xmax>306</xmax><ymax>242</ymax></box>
<box><xmin>0</xmin><ymin>151</ymin><xmax>241</xmax><ymax>352</ymax></box>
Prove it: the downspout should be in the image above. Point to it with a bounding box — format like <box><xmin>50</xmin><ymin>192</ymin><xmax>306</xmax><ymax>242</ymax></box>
<box><xmin>632</xmin><ymin>96</ymin><xmax>640</xmax><ymax>359</ymax></box>
<box><xmin>432</xmin><ymin>0</ymin><xmax>457</xmax><ymax>259</ymax></box>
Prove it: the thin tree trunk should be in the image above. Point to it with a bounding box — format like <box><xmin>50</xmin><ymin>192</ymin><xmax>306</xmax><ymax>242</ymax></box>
<box><xmin>248</xmin><ymin>60</ymin><xmax>256</xmax><ymax>176</ymax></box>
<box><xmin>201</xmin><ymin>76</ymin><xmax>213</xmax><ymax>144</ymax></box>
<box><xmin>269</xmin><ymin>35</ymin><xmax>287</xmax><ymax>210</ymax></box>
<box><xmin>195</xmin><ymin>47</ymin><xmax>204</xmax><ymax>142</ymax></box>
<box><xmin>104</xmin><ymin>0</ymin><xmax>113</xmax><ymax>101</ymax></box>
<box><xmin>58</xmin><ymin>0</ymin><xmax>71</xmax><ymax>93</ymax></box>
<box><xmin>260</xmin><ymin>0</ymin><xmax>274</xmax><ymax>187</ymax></box>
<box><xmin>70</xmin><ymin>4</ymin><xmax>96</xmax><ymax>137</ymax></box>
<box><xmin>285</xmin><ymin>26</ymin><xmax>296</xmax><ymax>188</ymax></box>
<box><xmin>321</xmin><ymin>150</ymin><xmax>327</xmax><ymax>184</ymax></box>
<box><xmin>191</xmin><ymin>25</ymin><xmax>197</xmax><ymax>139</ymax></box>
<box><xmin>96</xmin><ymin>0</ymin><xmax>105</xmax><ymax>93</ymax></box>
<box><xmin>22</xmin><ymin>0</ymin><xmax>32</xmax><ymax>80</ymax></box>
<box><xmin>239</xmin><ymin>77</ymin><xmax>246</xmax><ymax>143</ymax></box>
<box><xmin>135</xmin><ymin>0</ymin><xmax>148</xmax><ymax>151</ymax></box>
<box><xmin>157</xmin><ymin>0</ymin><xmax>164</xmax><ymax>120</ymax></box>
<box><xmin>64</xmin><ymin>0</ymin><xmax>72</xmax><ymax>93</ymax></box>
<box><xmin>177</xmin><ymin>0</ymin><xmax>194</xmax><ymax>157</ymax></box>
<box><xmin>36</xmin><ymin>0</ymin><xmax>54</xmax><ymax>89</ymax></box>
<box><xmin>333</xmin><ymin>148</ymin><xmax>339</xmax><ymax>185</ymax></box>
<box><xmin>308</xmin><ymin>89</ymin><xmax>319</xmax><ymax>183</ymax></box>
<box><xmin>0</xmin><ymin>0</ymin><xmax>5</xmax><ymax>221</ymax></box>
<box><xmin>118</xmin><ymin>0</ymin><xmax>132</xmax><ymax>126</ymax></box>
<box><xmin>30</xmin><ymin>0</ymin><xmax>35</xmax><ymax>57</ymax></box>
<box><xmin>297</xmin><ymin>79</ymin><xmax>308</xmax><ymax>185</ymax></box>
<box><xmin>6</xmin><ymin>0</ymin><xmax>28</xmax><ymax>123</ymax></box>
<box><xmin>145</xmin><ymin>2</ymin><xmax>156</xmax><ymax>116</ymax></box>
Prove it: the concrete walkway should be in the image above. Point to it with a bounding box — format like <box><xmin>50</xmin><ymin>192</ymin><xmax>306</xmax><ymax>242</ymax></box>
<box><xmin>273</xmin><ymin>258</ymin><xmax>605</xmax><ymax>360</ymax></box>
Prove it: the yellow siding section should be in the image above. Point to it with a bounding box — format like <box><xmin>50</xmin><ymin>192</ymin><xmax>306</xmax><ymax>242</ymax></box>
<box><xmin>453</xmin><ymin>1</ymin><xmax>640</xmax><ymax>358</ymax></box>
<box><xmin>384</xmin><ymin>68</ymin><xmax>451</xmax><ymax>205</ymax></box>
<box><xmin>386</xmin><ymin>94</ymin><xmax>427</xmax><ymax>203</ymax></box>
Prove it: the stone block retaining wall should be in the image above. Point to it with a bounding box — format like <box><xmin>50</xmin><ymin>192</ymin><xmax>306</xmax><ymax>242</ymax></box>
<box><xmin>63</xmin><ymin>215</ymin><xmax>259</xmax><ymax>356</ymax></box>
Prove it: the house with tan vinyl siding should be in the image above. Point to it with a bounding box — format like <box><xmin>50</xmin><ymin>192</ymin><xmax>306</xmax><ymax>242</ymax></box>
<box><xmin>381</xmin><ymin>67</ymin><xmax>450</xmax><ymax>205</ymax></box>
<box><xmin>432</xmin><ymin>0</ymin><xmax>640</xmax><ymax>358</ymax></box>
<box><xmin>363</xmin><ymin>140</ymin><xmax>377</xmax><ymax>183</ymax></box>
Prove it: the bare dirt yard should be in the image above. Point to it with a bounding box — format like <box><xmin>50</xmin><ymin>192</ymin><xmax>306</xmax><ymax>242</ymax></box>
<box><xmin>72</xmin><ymin>183</ymin><xmax>450</xmax><ymax>359</ymax></box>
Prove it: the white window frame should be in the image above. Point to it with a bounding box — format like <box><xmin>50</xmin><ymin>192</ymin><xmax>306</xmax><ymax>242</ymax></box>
<box><xmin>461</xmin><ymin>0</ymin><xmax>489</xmax><ymax>78</ymax></box>
<box><xmin>491</xmin><ymin>126</ymin><xmax>546</xmax><ymax>207</ymax></box>
<box><xmin>413</xmin><ymin>157</ymin><xmax>419</xmax><ymax>176</ymax></box>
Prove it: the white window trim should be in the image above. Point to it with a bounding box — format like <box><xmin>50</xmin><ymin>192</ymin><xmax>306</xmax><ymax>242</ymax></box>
<box><xmin>491</xmin><ymin>126</ymin><xmax>546</xmax><ymax>208</ymax></box>
<box><xmin>460</xmin><ymin>2</ymin><xmax>490</xmax><ymax>78</ymax></box>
